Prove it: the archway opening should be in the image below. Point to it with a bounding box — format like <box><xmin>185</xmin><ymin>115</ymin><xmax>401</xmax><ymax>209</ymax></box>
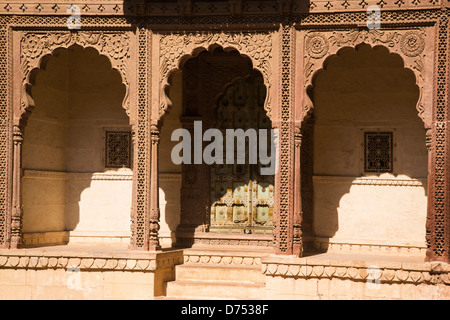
<box><xmin>305</xmin><ymin>44</ymin><xmax>427</xmax><ymax>255</ymax></box>
<box><xmin>21</xmin><ymin>45</ymin><xmax>133</xmax><ymax>247</ymax></box>
<box><xmin>159</xmin><ymin>47</ymin><xmax>274</xmax><ymax>248</ymax></box>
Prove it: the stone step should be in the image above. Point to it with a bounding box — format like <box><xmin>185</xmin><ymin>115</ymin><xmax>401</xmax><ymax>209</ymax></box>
<box><xmin>166</xmin><ymin>279</ymin><xmax>266</xmax><ymax>300</ymax></box>
<box><xmin>175</xmin><ymin>264</ymin><xmax>266</xmax><ymax>283</ymax></box>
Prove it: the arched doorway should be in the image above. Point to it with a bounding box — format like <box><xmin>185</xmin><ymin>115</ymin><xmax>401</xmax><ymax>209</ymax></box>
<box><xmin>304</xmin><ymin>44</ymin><xmax>427</xmax><ymax>254</ymax></box>
<box><xmin>159</xmin><ymin>48</ymin><xmax>275</xmax><ymax>247</ymax></box>
<box><xmin>209</xmin><ymin>76</ymin><xmax>274</xmax><ymax>234</ymax></box>
<box><xmin>20</xmin><ymin>45</ymin><xmax>133</xmax><ymax>246</ymax></box>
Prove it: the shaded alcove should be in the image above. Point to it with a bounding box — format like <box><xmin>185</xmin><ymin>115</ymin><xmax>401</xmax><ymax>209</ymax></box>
<box><xmin>158</xmin><ymin>47</ymin><xmax>274</xmax><ymax>248</ymax></box>
<box><xmin>303</xmin><ymin>44</ymin><xmax>428</xmax><ymax>253</ymax></box>
<box><xmin>21</xmin><ymin>45</ymin><xmax>133</xmax><ymax>246</ymax></box>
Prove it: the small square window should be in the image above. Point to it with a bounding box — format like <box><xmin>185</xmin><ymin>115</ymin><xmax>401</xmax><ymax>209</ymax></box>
<box><xmin>364</xmin><ymin>131</ymin><xmax>393</xmax><ymax>173</ymax></box>
<box><xmin>105</xmin><ymin>131</ymin><xmax>132</xmax><ymax>169</ymax></box>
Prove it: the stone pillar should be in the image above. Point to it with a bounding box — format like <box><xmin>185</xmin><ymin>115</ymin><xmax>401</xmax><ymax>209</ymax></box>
<box><xmin>129</xmin><ymin>124</ymin><xmax>138</xmax><ymax>249</ymax></box>
<box><xmin>425</xmin><ymin>14</ymin><xmax>450</xmax><ymax>263</ymax></box>
<box><xmin>425</xmin><ymin>127</ymin><xmax>434</xmax><ymax>260</ymax></box>
<box><xmin>10</xmin><ymin>125</ymin><xmax>23</xmax><ymax>249</ymax></box>
<box><xmin>273</xmin><ymin>24</ymin><xmax>295</xmax><ymax>255</ymax></box>
<box><xmin>293</xmin><ymin>126</ymin><xmax>303</xmax><ymax>257</ymax></box>
<box><xmin>149</xmin><ymin>124</ymin><xmax>161</xmax><ymax>251</ymax></box>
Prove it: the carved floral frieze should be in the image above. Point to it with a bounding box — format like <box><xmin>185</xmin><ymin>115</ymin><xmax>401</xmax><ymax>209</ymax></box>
<box><xmin>19</xmin><ymin>31</ymin><xmax>131</xmax><ymax>119</ymax></box>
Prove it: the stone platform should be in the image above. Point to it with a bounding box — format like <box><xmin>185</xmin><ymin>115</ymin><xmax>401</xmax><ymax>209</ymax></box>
<box><xmin>0</xmin><ymin>244</ymin><xmax>449</xmax><ymax>300</ymax></box>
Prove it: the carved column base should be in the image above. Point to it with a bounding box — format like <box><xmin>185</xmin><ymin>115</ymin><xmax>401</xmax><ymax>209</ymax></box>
<box><xmin>148</xmin><ymin>208</ymin><xmax>161</xmax><ymax>251</ymax></box>
<box><xmin>10</xmin><ymin>206</ymin><xmax>23</xmax><ymax>249</ymax></box>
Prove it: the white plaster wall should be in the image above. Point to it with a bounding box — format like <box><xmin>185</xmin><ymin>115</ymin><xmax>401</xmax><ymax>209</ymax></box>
<box><xmin>312</xmin><ymin>45</ymin><xmax>428</xmax><ymax>250</ymax></box>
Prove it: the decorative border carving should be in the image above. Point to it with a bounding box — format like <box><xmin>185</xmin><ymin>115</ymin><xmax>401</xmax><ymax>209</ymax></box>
<box><xmin>0</xmin><ymin>1</ymin><xmax>443</xmax><ymax>16</ymax></box>
<box><xmin>262</xmin><ymin>257</ymin><xmax>450</xmax><ymax>286</ymax></box>
<box><xmin>0</xmin><ymin>249</ymin><xmax>184</xmax><ymax>271</ymax></box>
<box><xmin>274</xmin><ymin>24</ymin><xmax>295</xmax><ymax>254</ymax></box>
<box><xmin>183</xmin><ymin>251</ymin><xmax>267</xmax><ymax>267</ymax></box>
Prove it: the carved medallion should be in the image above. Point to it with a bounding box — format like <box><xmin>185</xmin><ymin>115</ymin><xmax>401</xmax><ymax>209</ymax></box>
<box><xmin>305</xmin><ymin>33</ymin><xmax>329</xmax><ymax>59</ymax></box>
<box><xmin>399</xmin><ymin>31</ymin><xmax>425</xmax><ymax>57</ymax></box>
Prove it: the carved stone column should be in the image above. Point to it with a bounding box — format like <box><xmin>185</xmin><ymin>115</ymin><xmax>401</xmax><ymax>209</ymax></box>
<box><xmin>10</xmin><ymin>125</ymin><xmax>23</xmax><ymax>249</ymax></box>
<box><xmin>129</xmin><ymin>124</ymin><xmax>138</xmax><ymax>249</ymax></box>
<box><xmin>273</xmin><ymin>24</ymin><xmax>295</xmax><ymax>255</ymax></box>
<box><xmin>425</xmin><ymin>127</ymin><xmax>433</xmax><ymax>259</ymax></box>
<box><xmin>293</xmin><ymin>127</ymin><xmax>303</xmax><ymax>257</ymax></box>
<box><xmin>149</xmin><ymin>124</ymin><xmax>161</xmax><ymax>251</ymax></box>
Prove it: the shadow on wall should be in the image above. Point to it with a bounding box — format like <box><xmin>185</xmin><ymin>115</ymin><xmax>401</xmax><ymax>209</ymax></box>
<box><xmin>303</xmin><ymin>44</ymin><xmax>428</xmax><ymax>254</ymax></box>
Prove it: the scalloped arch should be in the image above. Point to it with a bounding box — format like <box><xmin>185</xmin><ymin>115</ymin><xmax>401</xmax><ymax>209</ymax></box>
<box><xmin>18</xmin><ymin>31</ymin><xmax>132</xmax><ymax>128</ymax></box>
<box><xmin>301</xmin><ymin>29</ymin><xmax>432</xmax><ymax>129</ymax></box>
<box><xmin>158</xmin><ymin>31</ymin><xmax>274</xmax><ymax>125</ymax></box>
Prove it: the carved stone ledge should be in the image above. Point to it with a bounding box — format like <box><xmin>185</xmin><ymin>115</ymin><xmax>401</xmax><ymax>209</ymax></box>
<box><xmin>261</xmin><ymin>256</ymin><xmax>450</xmax><ymax>285</ymax></box>
<box><xmin>183</xmin><ymin>249</ymin><xmax>271</xmax><ymax>267</ymax></box>
<box><xmin>176</xmin><ymin>232</ymin><xmax>274</xmax><ymax>248</ymax></box>
<box><xmin>0</xmin><ymin>249</ymin><xmax>184</xmax><ymax>271</ymax></box>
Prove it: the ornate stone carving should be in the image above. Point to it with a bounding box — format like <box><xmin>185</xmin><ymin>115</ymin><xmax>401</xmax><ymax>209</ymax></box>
<box><xmin>149</xmin><ymin>124</ymin><xmax>161</xmax><ymax>251</ymax></box>
<box><xmin>10</xmin><ymin>126</ymin><xmax>23</xmax><ymax>249</ymax></box>
<box><xmin>328</xmin><ymin>29</ymin><xmax>400</xmax><ymax>48</ymax></box>
<box><xmin>399</xmin><ymin>30</ymin><xmax>426</xmax><ymax>57</ymax></box>
<box><xmin>0</xmin><ymin>9</ymin><xmax>445</xmax><ymax>265</ymax></box>
<box><xmin>274</xmin><ymin>25</ymin><xmax>295</xmax><ymax>254</ymax></box>
<box><xmin>305</xmin><ymin>32</ymin><xmax>329</xmax><ymax>59</ymax></box>
<box><xmin>20</xmin><ymin>31</ymin><xmax>132</xmax><ymax>119</ymax></box>
<box><xmin>159</xmin><ymin>31</ymin><xmax>273</xmax><ymax>121</ymax></box>
<box><xmin>0</xmin><ymin>1</ymin><xmax>443</xmax><ymax>15</ymax></box>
